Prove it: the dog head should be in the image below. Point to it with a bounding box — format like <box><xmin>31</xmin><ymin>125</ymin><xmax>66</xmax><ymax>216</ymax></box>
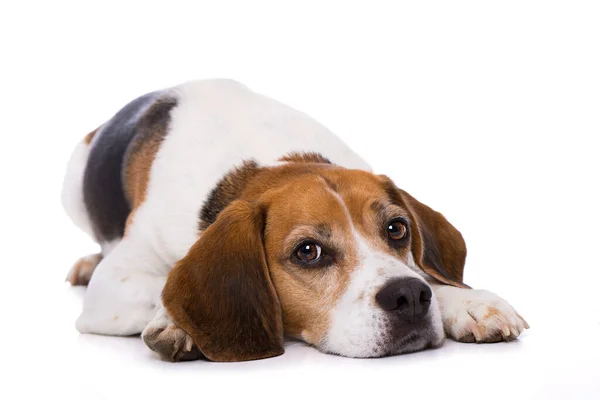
<box><xmin>162</xmin><ymin>154</ymin><xmax>467</xmax><ymax>361</ymax></box>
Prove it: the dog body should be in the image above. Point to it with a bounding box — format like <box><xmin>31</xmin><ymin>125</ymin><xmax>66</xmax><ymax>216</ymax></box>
<box><xmin>63</xmin><ymin>79</ymin><xmax>527</xmax><ymax>361</ymax></box>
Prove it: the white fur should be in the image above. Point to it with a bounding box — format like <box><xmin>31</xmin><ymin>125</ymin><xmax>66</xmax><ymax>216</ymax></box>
<box><xmin>62</xmin><ymin>133</ymin><xmax>120</xmax><ymax>258</ymax></box>
<box><xmin>75</xmin><ymin>232</ymin><xmax>168</xmax><ymax>335</ymax></box>
<box><xmin>72</xmin><ymin>79</ymin><xmax>371</xmax><ymax>336</ymax></box>
<box><xmin>319</xmin><ymin>189</ymin><xmax>444</xmax><ymax>357</ymax></box>
<box><xmin>406</xmin><ymin>252</ymin><xmax>432</xmax><ymax>280</ymax></box>
<box><xmin>62</xmin><ymin>140</ymin><xmax>94</xmax><ymax>237</ymax></box>
<box><xmin>143</xmin><ymin>304</ymin><xmax>173</xmax><ymax>335</ymax></box>
<box><xmin>144</xmin><ymin>79</ymin><xmax>371</xmax><ymax>265</ymax></box>
<box><xmin>322</xmin><ymin>235</ymin><xmax>445</xmax><ymax>357</ymax></box>
<box><xmin>433</xmin><ymin>285</ymin><xmax>528</xmax><ymax>342</ymax></box>
<box><xmin>100</xmin><ymin>239</ymin><xmax>121</xmax><ymax>257</ymax></box>
<box><xmin>64</xmin><ymin>79</ymin><xmax>525</xmax><ymax>357</ymax></box>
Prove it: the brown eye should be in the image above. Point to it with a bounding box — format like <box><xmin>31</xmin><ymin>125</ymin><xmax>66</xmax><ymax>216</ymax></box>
<box><xmin>387</xmin><ymin>219</ymin><xmax>408</xmax><ymax>241</ymax></box>
<box><xmin>294</xmin><ymin>242</ymin><xmax>322</xmax><ymax>263</ymax></box>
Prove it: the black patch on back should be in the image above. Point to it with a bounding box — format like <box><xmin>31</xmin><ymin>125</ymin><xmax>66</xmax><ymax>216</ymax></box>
<box><xmin>126</xmin><ymin>96</ymin><xmax>178</xmax><ymax>161</ymax></box>
<box><xmin>83</xmin><ymin>90</ymin><xmax>165</xmax><ymax>242</ymax></box>
<box><xmin>199</xmin><ymin>160</ymin><xmax>261</xmax><ymax>230</ymax></box>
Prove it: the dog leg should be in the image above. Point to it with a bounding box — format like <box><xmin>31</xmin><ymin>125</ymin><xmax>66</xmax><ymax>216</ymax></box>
<box><xmin>75</xmin><ymin>235</ymin><xmax>169</xmax><ymax>336</ymax></box>
<box><xmin>433</xmin><ymin>284</ymin><xmax>529</xmax><ymax>343</ymax></box>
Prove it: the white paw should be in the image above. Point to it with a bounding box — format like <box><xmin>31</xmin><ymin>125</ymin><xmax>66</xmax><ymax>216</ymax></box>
<box><xmin>435</xmin><ymin>287</ymin><xmax>529</xmax><ymax>343</ymax></box>
<box><xmin>142</xmin><ymin>307</ymin><xmax>202</xmax><ymax>362</ymax></box>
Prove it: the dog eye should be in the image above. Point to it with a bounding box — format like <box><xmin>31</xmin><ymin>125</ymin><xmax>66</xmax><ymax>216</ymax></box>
<box><xmin>294</xmin><ymin>242</ymin><xmax>322</xmax><ymax>263</ymax></box>
<box><xmin>387</xmin><ymin>219</ymin><xmax>408</xmax><ymax>241</ymax></box>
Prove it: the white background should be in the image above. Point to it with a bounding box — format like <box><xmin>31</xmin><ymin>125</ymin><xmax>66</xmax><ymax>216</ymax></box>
<box><xmin>1</xmin><ymin>1</ymin><xmax>599</xmax><ymax>399</ymax></box>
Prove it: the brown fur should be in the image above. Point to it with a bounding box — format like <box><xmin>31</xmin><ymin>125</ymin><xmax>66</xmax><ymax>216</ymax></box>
<box><xmin>199</xmin><ymin>160</ymin><xmax>261</xmax><ymax>230</ymax></box>
<box><xmin>278</xmin><ymin>151</ymin><xmax>332</xmax><ymax>164</ymax></box>
<box><xmin>379</xmin><ymin>176</ymin><xmax>469</xmax><ymax>288</ymax></box>
<box><xmin>84</xmin><ymin>128</ymin><xmax>98</xmax><ymax>145</ymax></box>
<box><xmin>483</xmin><ymin>307</ymin><xmax>501</xmax><ymax>320</ymax></box>
<box><xmin>163</xmin><ymin>160</ymin><xmax>468</xmax><ymax>358</ymax></box>
<box><xmin>122</xmin><ymin>97</ymin><xmax>177</xmax><ymax>232</ymax></box>
<box><xmin>66</xmin><ymin>254</ymin><xmax>103</xmax><ymax>286</ymax></box>
<box><xmin>162</xmin><ymin>201</ymin><xmax>284</xmax><ymax>362</ymax></box>
<box><xmin>259</xmin><ymin>174</ymin><xmax>360</xmax><ymax>342</ymax></box>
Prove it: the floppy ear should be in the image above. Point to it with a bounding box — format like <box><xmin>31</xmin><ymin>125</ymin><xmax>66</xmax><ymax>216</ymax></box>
<box><xmin>162</xmin><ymin>200</ymin><xmax>284</xmax><ymax>362</ymax></box>
<box><xmin>383</xmin><ymin>179</ymin><xmax>469</xmax><ymax>288</ymax></box>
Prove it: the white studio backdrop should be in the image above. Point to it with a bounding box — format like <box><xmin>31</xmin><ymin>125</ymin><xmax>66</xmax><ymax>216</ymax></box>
<box><xmin>1</xmin><ymin>1</ymin><xmax>599</xmax><ymax>399</ymax></box>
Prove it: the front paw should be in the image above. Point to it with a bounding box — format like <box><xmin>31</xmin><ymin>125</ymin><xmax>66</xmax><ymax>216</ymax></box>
<box><xmin>142</xmin><ymin>309</ymin><xmax>202</xmax><ymax>362</ymax></box>
<box><xmin>437</xmin><ymin>288</ymin><xmax>529</xmax><ymax>343</ymax></box>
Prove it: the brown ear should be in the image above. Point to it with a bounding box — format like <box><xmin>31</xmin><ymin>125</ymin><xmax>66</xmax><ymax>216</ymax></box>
<box><xmin>384</xmin><ymin>179</ymin><xmax>469</xmax><ymax>288</ymax></box>
<box><xmin>162</xmin><ymin>200</ymin><xmax>284</xmax><ymax>362</ymax></box>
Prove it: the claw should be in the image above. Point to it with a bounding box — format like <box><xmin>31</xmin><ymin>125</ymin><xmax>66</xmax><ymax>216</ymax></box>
<box><xmin>468</xmin><ymin>322</ymin><xmax>483</xmax><ymax>342</ymax></box>
<box><xmin>184</xmin><ymin>335</ymin><xmax>193</xmax><ymax>352</ymax></box>
<box><xmin>517</xmin><ymin>313</ymin><xmax>530</xmax><ymax>329</ymax></box>
<box><xmin>501</xmin><ymin>325</ymin><xmax>511</xmax><ymax>339</ymax></box>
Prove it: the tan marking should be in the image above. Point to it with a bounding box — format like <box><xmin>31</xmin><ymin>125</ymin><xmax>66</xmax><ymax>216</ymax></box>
<box><xmin>120</xmin><ymin>276</ymin><xmax>129</xmax><ymax>282</ymax></box>
<box><xmin>162</xmin><ymin>201</ymin><xmax>284</xmax><ymax>362</ymax></box>
<box><xmin>278</xmin><ymin>151</ymin><xmax>332</xmax><ymax>165</ymax></box>
<box><xmin>196</xmin><ymin>162</ymin><xmax>468</xmax><ymax>346</ymax></box>
<box><xmin>66</xmin><ymin>253</ymin><xmax>102</xmax><ymax>286</ymax></box>
<box><xmin>483</xmin><ymin>307</ymin><xmax>501</xmax><ymax>320</ymax></box>
<box><xmin>160</xmin><ymin>160</ymin><xmax>468</xmax><ymax>353</ymax></box>
<box><xmin>124</xmin><ymin>136</ymin><xmax>162</xmax><ymax>211</ymax></box>
<box><xmin>261</xmin><ymin>175</ymin><xmax>358</xmax><ymax>343</ymax></box>
<box><xmin>199</xmin><ymin>160</ymin><xmax>260</xmax><ymax>230</ymax></box>
<box><xmin>122</xmin><ymin>98</ymin><xmax>176</xmax><ymax>235</ymax></box>
<box><xmin>84</xmin><ymin>128</ymin><xmax>98</xmax><ymax>145</ymax></box>
<box><xmin>379</xmin><ymin>175</ymin><xmax>468</xmax><ymax>288</ymax></box>
<box><xmin>113</xmin><ymin>315</ymin><xmax>119</xmax><ymax>320</ymax></box>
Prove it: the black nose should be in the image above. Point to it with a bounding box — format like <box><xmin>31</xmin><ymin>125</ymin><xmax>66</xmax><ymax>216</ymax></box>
<box><xmin>375</xmin><ymin>278</ymin><xmax>432</xmax><ymax>321</ymax></box>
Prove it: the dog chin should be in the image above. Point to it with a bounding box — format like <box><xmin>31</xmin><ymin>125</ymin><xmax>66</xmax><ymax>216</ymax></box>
<box><xmin>385</xmin><ymin>329</ymin><xmax>445</xmax><ymax>357</ymax></box>
<box><xmin>318</xmin><ymin>323</ymin><xmax>445</xmax><ymax>359</ymax></box>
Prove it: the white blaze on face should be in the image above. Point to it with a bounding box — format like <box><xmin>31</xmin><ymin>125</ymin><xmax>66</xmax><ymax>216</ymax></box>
<box><xmin>319</xmin><ymin>234</ymin><xmax>441</xmax><ymax>357</ymax></box>
<box><xmin>316</xmin><ymin>188</ymin><xmax>444</xmax><ymax>357</ymax></box>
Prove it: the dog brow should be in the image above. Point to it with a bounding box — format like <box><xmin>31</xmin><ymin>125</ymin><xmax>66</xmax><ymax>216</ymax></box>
<box><xmin>315</xmin><ymin>224</ymin><xmax>332</xmax><ymax>239</ymax></box>
<box><xmin>370</xmin><ymin>200</ymin><xmax>388</xmax><ymax>215</ymax></box>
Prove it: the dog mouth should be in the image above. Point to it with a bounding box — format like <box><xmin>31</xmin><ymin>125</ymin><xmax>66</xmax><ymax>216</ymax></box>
<box><xmin>373</xmin><ymin>325</ymin><xmax>440</xmax><ymax>357</ymax></box>
<box><xmin>395</xmin><ymin>332</ymin><xmax>422</xmax><ymax>348</ymax></box>
<box><xmin>318</xmin><ymin>293</ymin><xmax>445</xmax><ymax>358</ymax></box>
<box><xmin>372</xmin><ymin>308</ymin><xmax>447</xmax><ymax>357</ymax></box>
<box><xmin>319</xmin><ymin>320</ymin><xmax>442</xmax><ymax>359</ymax></box>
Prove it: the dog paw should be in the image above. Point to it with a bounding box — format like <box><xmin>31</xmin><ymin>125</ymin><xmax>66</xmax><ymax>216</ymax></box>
<box><xmin>66</xmin><ymin>254</ymin><xmax>102</xmax><ymax>286</ymax></box>
<box><xmin>436</xmin><ymin>287</ymin><xmax>529</xmax><ymax>343</ymax></box>
<box><xmin>142</xmin><ymin>309</ymin><xmax>202</xmax><ymax>362</ymax></box>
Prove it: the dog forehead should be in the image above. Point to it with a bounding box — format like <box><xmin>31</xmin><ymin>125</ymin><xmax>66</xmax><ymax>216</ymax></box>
<box><xmin>263</xmin><ymin>168</ymin><xmax>395</xmax><ymax>242</ymax></box>
<box><xmin>322</xmin><ymin>170</ymin><xmax>392</xmax><ymax>211</ymax></box>
<box><xmin>264</xmin><ymin>175</ymin><xmax>347</xmax><ymax>228</ymax></box>
<box><xmin>270</xmin><ymin>167</ymin><xmax>387</xmax><ymax>209</ymax></box>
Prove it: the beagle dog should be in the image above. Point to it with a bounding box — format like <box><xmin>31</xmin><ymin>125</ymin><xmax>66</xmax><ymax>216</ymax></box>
<box><xmin>63</xmin><ymin>79</ymin><xmax>528</xmax><ymax>362</ymax></box>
